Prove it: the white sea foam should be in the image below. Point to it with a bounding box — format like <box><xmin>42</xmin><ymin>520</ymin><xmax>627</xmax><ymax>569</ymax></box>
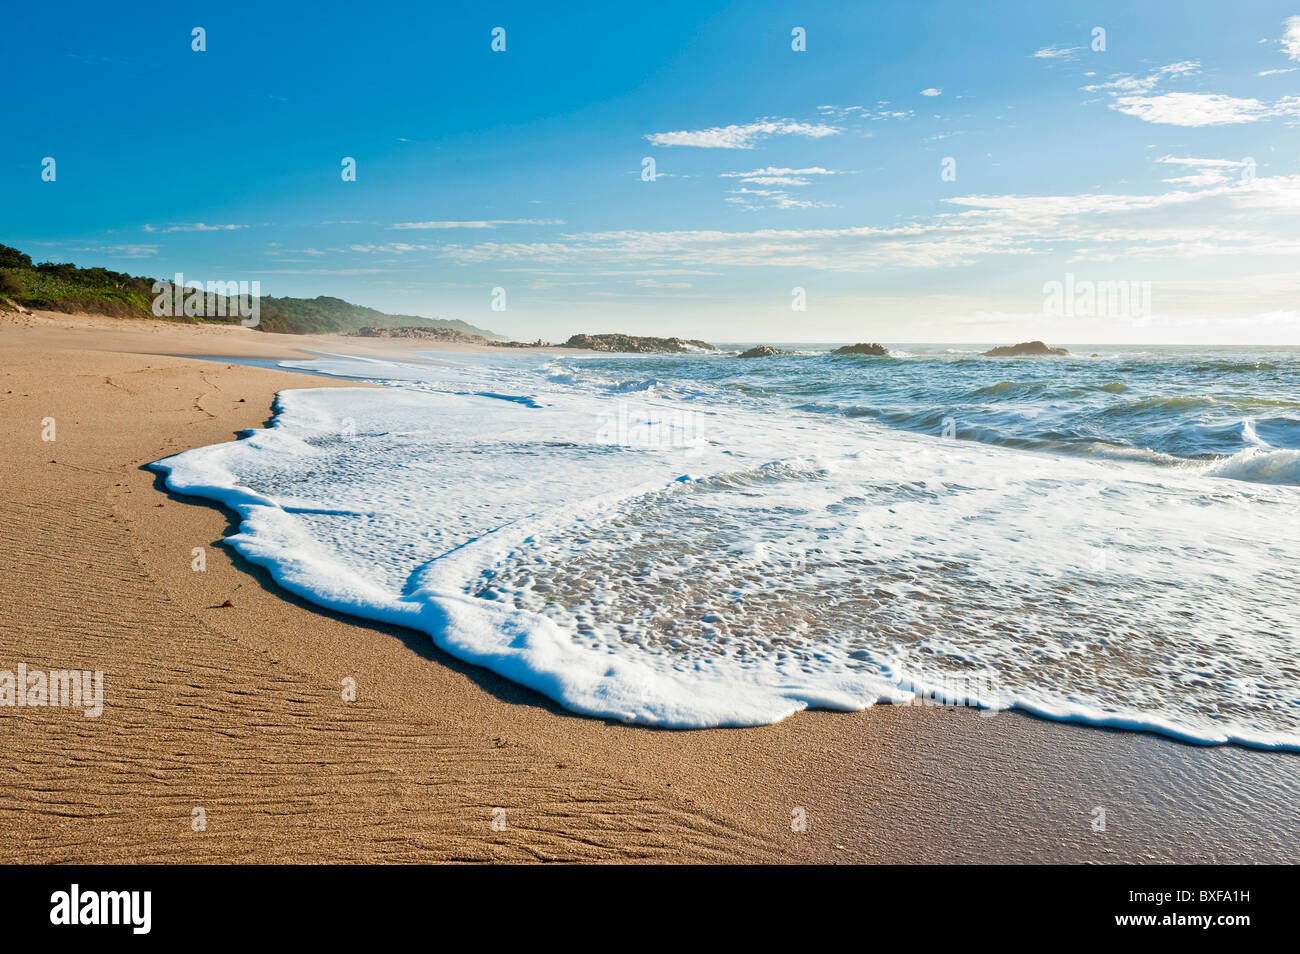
<box><xmin>1203</xmin><ymin>446</ymin><xmax>1300</xmax><ymax>486</ymax></box>
<box><xmin>151</xmin><ymin>352</ymin><xmax>1300</xmax><ymax>746</ymax></box>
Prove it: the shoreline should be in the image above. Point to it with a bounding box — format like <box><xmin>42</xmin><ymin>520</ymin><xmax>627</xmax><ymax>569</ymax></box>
<box><xmin>1</xmin><ymin>310</ymin><xmax>1296</xmax><ymax>863</ymax></box>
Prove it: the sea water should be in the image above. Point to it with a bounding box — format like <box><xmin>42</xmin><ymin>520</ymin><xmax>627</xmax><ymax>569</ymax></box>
<box><xmin>152</xmin><ymin>344</ymin><xmax>1300</xmax><ymax>746</ymax></box>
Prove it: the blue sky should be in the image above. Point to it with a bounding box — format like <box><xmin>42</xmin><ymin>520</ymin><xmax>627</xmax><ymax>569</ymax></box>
<box><xmin>3</xmin><ymin>0</ymin><xmax>1300</xmax><ymax>342</ymax></box>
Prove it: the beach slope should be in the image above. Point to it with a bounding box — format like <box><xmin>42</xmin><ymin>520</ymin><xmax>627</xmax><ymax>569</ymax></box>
<box><xmin>0</xmin><ymin>311</ymin><xmax>1295</xmax><ymax>863</ymax></box>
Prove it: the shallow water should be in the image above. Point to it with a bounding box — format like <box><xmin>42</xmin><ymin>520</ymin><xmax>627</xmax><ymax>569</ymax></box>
<box><xmin>151</xmin><ymin>345</ymin><xmax>1300</xmax><ymax>746</ymax></box>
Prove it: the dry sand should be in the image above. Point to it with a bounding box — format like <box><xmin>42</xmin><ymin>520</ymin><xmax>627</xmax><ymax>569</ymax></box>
<box><xmin>1</xmin><ymin>310</ymin><xmax>1296</xmax><ymax>863</ymax></box>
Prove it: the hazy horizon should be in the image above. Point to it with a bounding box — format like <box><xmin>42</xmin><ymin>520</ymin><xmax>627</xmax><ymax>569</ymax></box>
<box><xmin>5</xmin><ymin>0</ymin><xmax>1300</xmax><ymax>345</ymax></box>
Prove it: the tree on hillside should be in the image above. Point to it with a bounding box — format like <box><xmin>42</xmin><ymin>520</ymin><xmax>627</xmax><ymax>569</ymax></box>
<box><xmin>0</xmin><ymin>245</ymin><xmax>34</xmax><ymax>269</ymax></box>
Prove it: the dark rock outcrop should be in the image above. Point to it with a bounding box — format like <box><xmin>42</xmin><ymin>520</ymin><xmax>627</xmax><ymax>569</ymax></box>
<box><xmin>982</xmin><ymin>340</ymin><xmax>1068</xmax><ymax>357</ymax></box>
<box><xmin>489</xmin><ymin>338</ymin><xmax>550</xmax><ymax>348</ymax></box>
<box><xmin>353</xmin><ymin>325</ymin><xmax>489</xmax><ymax>343</ymax></box>
<box><xmin>561</xmin><ymin>333</ymin><xmax>718</xmax><ymax>354</ymax></box>
<box><xmin>353</xmin><ymin>326</ymin><xmax>551</xmax><ymax>347</ymax></box>
<box><xmin>738</xmin><ymin>345</ymin><xmax>787</xmax><ymax>358</ymax></box>
<box><xmin>831</xmin><ymin>342</ymin><xmax>888</xmax><ymax>356</ymax></box>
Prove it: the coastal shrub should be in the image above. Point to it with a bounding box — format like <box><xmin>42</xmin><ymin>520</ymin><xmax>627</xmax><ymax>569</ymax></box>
<box><xmin>0</xmin><ymin>242</ymin><xmax>503</xmax><ymax>337</ymax></box>
<box><xmin>0</xmin><ymin>245</ymin><xmax>33</xmax><ymax>269</ymax></box>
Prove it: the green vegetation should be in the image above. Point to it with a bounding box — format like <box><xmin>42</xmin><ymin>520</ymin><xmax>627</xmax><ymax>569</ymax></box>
<box><xmin>0</xmin><ymin>245</ymin><xmax>165</xmax><ymax>319</ymax></box>
<box><xmin>0</xmin><ymin>243</ymin><xmax>498</xmax><ymax>337</ymax></box>
<box><xmin>256</xmin><ymin>295</ymin><xmax>498</xmax><ymax>337</ymax></box>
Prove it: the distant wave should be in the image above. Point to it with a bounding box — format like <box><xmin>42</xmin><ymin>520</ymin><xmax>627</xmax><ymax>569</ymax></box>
<box><xmin>1201</xmin><ymin>446</ymin><xmax>1300</xmax><ymax>486</ymax></box>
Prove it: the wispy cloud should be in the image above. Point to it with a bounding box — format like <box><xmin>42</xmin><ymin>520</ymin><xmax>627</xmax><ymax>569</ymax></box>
<box><xmin>920</xmin><ymin>87</ymin><xmax>943</xmax><ymax>96</ymax></box>
<box><xmin>816</xmin><ymin>103</ymin><xmax>913</xmax><ymax>122</ymax></box>
<box><xmin>1085</xmin><ymin>61</ymin><xmax>1300</xmax><ymax>125</ymax></box>
<box><xmin>143</xmin><ymin>222</ymin><xmax>247</xmax><ymax>233</ymax></box>
<box><xmin>268</xmin><ymin>247</ymin><xmax>328</xmax><ymax>256</ymax></box>
<box><xmin>350</xmin><ymin>243</ymin><xmax>435</xmax><ymax>254</ymax></box>
<box><xmin>724</xmin><ymin>187</ymin><xmax>831</xmax><ymax>211</ymax></box>
<box><xmin>727</xmin><ymin>176</ymin><xmax>808</xmax><ymax>186</ymax></box>
<box><xmin>68</xmin><ymin>243</ymin><xmax>159</xmax><ymax>258</ymax></box>
<box><xmin>719</xmin><ymin>166</ymin><xmax>846</xmax><ymax>186</ymax></box>
<box><xmin>1083</xmin><ymin>61</ymin><xmax>1201</xmax><ymax>94</ymax></box>
<box><xmin>632</xmin><ymin>277</ymin><xmax>692</xmax><ymax>289</ymax></box>
<box><xmin>645</xmin><ymin>118</ymin><xmax>839</xmax><ymax>149</ymax></box>
<box><xmin>259</xmin><ymin>267</ymin><xmax>395</xmax><ymax>276</ymax></box>
<box><xmin>1114</xmin><ymin>92</ymin><xmax>1289</xmax><ymax>126</ymax></box>
<box><xmin>1283</xmin><ymin>15</ymin><xmax>1300</xmax><ymax>60</ymax></box>
<box><xmin>389</xmin><ymin>219</ymin><xmax>564</xmax><ymax>229</ymax></box>
<box><xmin>1032</xmin><ymin>44</ymin><xmax>1082</xmax><ymax>60</ymax></box>
<box><xmin>1156</xmin><ymin>156</ymin><xmax>1253</xmax><ymax>187</ymax></box>
<box><xmin>433</xmin><ymin>174</ymin><xmax>1300</xmax><ymax>271</ymax></box>
<box><xmin>716</xmin><ymin>167</ymin><xmax>845</xmax><ymax>210</ymax></box>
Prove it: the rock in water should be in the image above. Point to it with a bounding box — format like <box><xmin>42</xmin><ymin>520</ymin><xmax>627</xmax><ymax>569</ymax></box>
<box><xmin>830</xmin><ymin>342</ymin><xmax>888</xmax><ymax>356</ymax></box>
<box><xmin>738</xmin><ymin>345</ymin><xmax>786</xmax><ymax>358</ymax></box>
<box><xmin>562</xmin><ymin>333</ymin><xmax>718</xmax><ymax>354</ymax></box>
<box><xmin>353</xmin><ymin>325</ymin><xmax>488</xmax><ymax>344</ymax></box>
<box><xmin>353</xmin><ymin>326</ymin><xmax>550</xmax><ymax>347</ymax></box>
<box><xmin>981</xmin><ymin>340</ymin><xmax>1069</xmax><ymax>357</ymax></box>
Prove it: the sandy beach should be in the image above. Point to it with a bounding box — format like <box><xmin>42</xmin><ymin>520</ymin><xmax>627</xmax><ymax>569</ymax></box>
<box><xmin>1</xmin><ymin>310</ymin><xmax>1296</xmax><ymax>864</ymax></box>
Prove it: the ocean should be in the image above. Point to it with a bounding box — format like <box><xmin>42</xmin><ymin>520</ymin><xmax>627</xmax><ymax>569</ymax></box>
<box><xmin>152</xmin><ymin>344</ymin><xmax>1300</xmax><ymax>747</ymax></box>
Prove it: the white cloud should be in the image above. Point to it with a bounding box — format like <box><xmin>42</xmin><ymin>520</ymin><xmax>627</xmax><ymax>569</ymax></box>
<box><xmin>389</xmin><ymin>219</ymin><xmax>563</xmax><ymax>229</ymax></box>
<box><xmin>1283</xmin><ymin>15</ymin><xmax>1300</xmax><ymax>60</ymax></box>
<box><xmin>1156</xmin><ymin>156</ymin><xmax>1252</xmax><ymax>187</ymax></box>
<box><xmin>1083</xmin><ymin>61</ymin><xmax>1200</xmax><ymax>94</ymax></box>
<box><xmin>717</xmin><ymin>166</ymin><xmax>849</xmax><ymax>204</ymax></box>
<box><xmin>1113</xmin><ymin>92</ymin><xmax>1276</xmax><ymax>126</ymax></box>
<box><xmin>816</xmin><ymin>104</ymin><xmax>914</xmax><ymax>122</ymax></box>
<box><xmin>143</xmin><ymin>223</ymin><xmax>247</xmax><ymax>233</ymax></box>
<box><xmin>720</xmin><ymin>166</ymin><xmax>841</xmax><ymax>178</ymax></box>
<box><xmin>1085</xmin><ymin>61</ymin><xmax>1300</xmax><ymax>125</ymax></box>
<box><xmin>724</xmin><ymin>186</ymin><xmax>830</xmax><ymax>211</ymax></box>
<box><xmin>259</xmin><ymin>268</ymin><xmax>394</xmax><ymax>276</ymax></box>
<box><xmin>719</xmin><ymin>166</ymin><xmax>845</xmax><ymax>187</ymax></box>
<box><xmin>350</xmin><ymin>243</ymin><xmax>436</xmax><ymax>254</ymax></box>
<box><xmin>645</xmin><ymin>119</ymin><xmax>839</xmax><ymax>149</ymax></box>
<box><xmin>267</xmin><ymin>246</ymin><xmax>328</xmax><ymax>257</ymax></box>
<box><xmin>1032</xmin><ymin>45</ymin><xmax>1082</xmax><ymax>60</ymax></box>
<box><xmin>434</xmin><ymin>174</ymin><xmax>1300</xmax><ymax>271</ymax></box>
<box><xmin>920</xmin><ymin>88</ymin><xmax>943</xmax><ymax>96</ymax></box>
<box><xmin>633</xmin><ymin>278</ymin><xmax>692</xmax><ymax>289</ymax></box>
<box><xmin>1259</xmin><ymin>67</ymin><xmax>1298</xmax><ymax>75</ymax></box>
<box><xmin>69</xmin><ymin>243</ymin><xmax>159</xmax><ymax>258</ymax></box>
